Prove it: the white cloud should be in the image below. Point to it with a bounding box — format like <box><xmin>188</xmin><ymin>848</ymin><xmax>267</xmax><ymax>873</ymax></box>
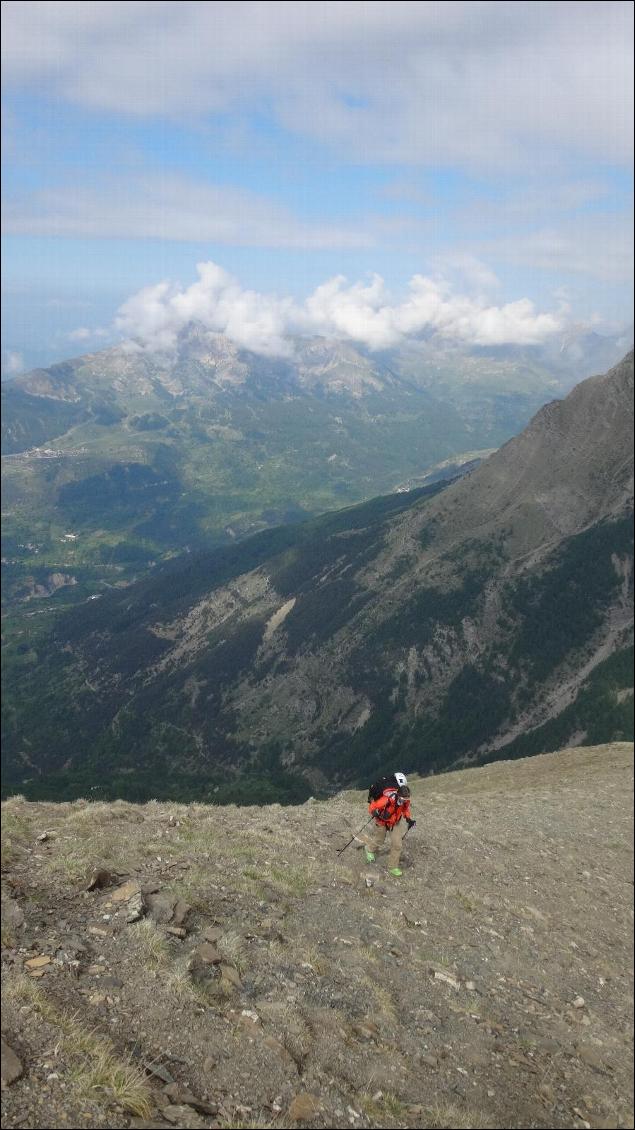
<box><xmin>1</xmin><ymin>174</ymin><xmax>372</xmax><ymax>249</ymax></box>
<box><xmin>67</xmin><ymin>326</ymin><xmax>110</xmax><ymax>343</ymax></box>
<box><xmin>3</xmin><ymin>349</ymin><xmax>24</xmax><ymax>375</ymax></box>
<box><xmin>2</xmin><ymin>2</ymin><xmax>632</xmax><ymax>169</ymax></box>
<box><xmin>115</xmin><ymin>259</ymin><xmax>562</xmax><ymax>356</ymax></box>
<box><xmin>431</xmin><ymin>254</ymin><xmax>501</xmax><ymax>297</ymax></box>
<box><xmin>478</xmin><ymin>213</ymin><xmax>635</xmax><ymax>283</ymax></box>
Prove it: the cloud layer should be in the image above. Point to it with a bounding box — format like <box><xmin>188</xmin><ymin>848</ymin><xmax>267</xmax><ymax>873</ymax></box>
<box><xmin>2</xmin><ymin>175</ymin><xmax>373</xmax><ymax>249</ymax></box>
<box><xmin>2</xmin><ymin>2</ymin><xmax>632</xmax><ymax>170</ymax></box>
<box><xmin>115</xmin><ymin>260</ymin><xmax>562</xmax><ymax>356</ymax></box>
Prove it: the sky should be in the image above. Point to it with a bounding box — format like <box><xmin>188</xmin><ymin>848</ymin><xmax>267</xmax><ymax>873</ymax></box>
<box><xmin>1</xmin><ymin>0</ymin><xmax>633</xmax><ymax>373</ymax></box>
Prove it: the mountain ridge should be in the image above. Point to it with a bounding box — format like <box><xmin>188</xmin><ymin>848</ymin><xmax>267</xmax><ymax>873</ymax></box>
<box><xmin>2</xmin><ymin>355</ymin><xmax>632</xmax><ymax>802</ymax></box>
<box><xmin>2</xmin><ymin>328</ymin><xmax>630</xmax><ymax>618</ymax></box>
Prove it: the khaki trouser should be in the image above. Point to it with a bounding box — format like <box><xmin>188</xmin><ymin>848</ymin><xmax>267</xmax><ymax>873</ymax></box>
<box><xmin>366</xmin><ymin>818</ymin><xmax>407</xmax><ymax>868</ymax></box>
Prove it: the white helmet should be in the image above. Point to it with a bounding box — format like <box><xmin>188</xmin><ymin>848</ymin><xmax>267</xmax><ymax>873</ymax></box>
<box><xmin>394</xmin><ymin>772</ymin><xmax>408</xmax><ymax>787</ymax></box>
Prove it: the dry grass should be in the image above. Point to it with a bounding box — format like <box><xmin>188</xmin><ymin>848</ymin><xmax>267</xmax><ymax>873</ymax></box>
<box><xmin>126</xmin><ymin>918</ymin><xmax>170</xmax><ymax>968</ymax></box>
<box><xmin>217</xmin><ymin>928</ymin><xmax>248</xmax><ymax>974</ymax></box>
<box><xmin>66</xmin><ymin>1041</ymin><xmax>151</xmax><ymax>1116</ymax></box>
<box><xmin>1</xmin><ymin>924</ymin><xmax>16</xmax><ymax>947</ymax></box>
<box><xmin>167</xmin><ymin>867</ymin><xmax>219</xmax><ymax>911</ymax></box>
<box><xmin>425</xmin><ymin>1102</ymin><xmax>494</xmax><ymax>1129</ymax></box>
<box><xmin>3</xmin><ymin>974</ymin><xmax>152</xmax><ymax>1118</ymax></box>
<box><xmin>163</xmin><ymin>963</ymin><xmax>206</xmax><ymax>1006</ymax></box>
<box><xmin>2</xmin><ymin>745</ymin><xmax>632</xmax><ymax>1130</ymax></box>
<box><xmin>0</xmin><ymin>800</ymin><xmax>36</xmax><ymax>867</ymax></box>
<box><xmin>299</xmin><ymin>944</ymin><xmax>330</xmax><ymax>976</ymax></box>
<box><xmin>369</xmin><ymin>982</ymin><xmax>398</xmax><ymax>1025</ymax></box>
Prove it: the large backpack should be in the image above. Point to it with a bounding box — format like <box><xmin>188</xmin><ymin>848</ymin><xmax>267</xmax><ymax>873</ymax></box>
<box><xmin>368</xmin><ymin>774</ymin><xmax>398</xmax><ymax>803</ymax></box>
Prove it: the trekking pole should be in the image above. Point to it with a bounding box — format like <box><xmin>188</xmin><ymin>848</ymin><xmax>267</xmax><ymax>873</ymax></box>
<box><xmin>336</xmin><ymin>815</ymin><xmax>375</xmax><ymax>856</ymax></box>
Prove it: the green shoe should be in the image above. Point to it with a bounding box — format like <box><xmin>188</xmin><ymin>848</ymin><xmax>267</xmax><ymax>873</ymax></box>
<box><xmin>365</xmin><ymin>851</ymin><xmax>376</xmax><ymax>863</ymax></box>
<box><xmin>389</xmin><ymin>867</ymin><xmax>403</xmax><ymax>877</ymax></box>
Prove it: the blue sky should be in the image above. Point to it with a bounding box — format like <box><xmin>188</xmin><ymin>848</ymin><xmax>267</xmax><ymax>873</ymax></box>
<box><xmin>1</xmin><ymin>1</ymin><xmax>633</xmax><ymax>373</ymax></box>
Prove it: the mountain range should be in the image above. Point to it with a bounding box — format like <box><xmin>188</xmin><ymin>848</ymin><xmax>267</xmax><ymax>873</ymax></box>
<box><xmin>2</xmin><ymin>326</ymin><xmax>628</xmax><ymax>611</ymax></box>
<box><xmin>2</xmin><ymin>352</ymin><xmax>632</xmax><ymax>802</ymax></box>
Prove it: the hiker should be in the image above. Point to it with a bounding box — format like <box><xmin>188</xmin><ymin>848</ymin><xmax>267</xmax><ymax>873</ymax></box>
<box><xmin>365</xmin><ymin>772</ymin><xmax>415</xmax><ymax>877</ymax></box>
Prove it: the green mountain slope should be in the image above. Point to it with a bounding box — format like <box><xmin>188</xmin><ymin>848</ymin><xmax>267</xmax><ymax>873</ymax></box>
<box><xmin>2</xmin><ymin>354</ymin><xmax>632</xmax><ymax>802</ymax></box>
<box><xmin>2</xmin><ymin>330</ymin><xmax>567</xmax><ymax>608</ymax></box>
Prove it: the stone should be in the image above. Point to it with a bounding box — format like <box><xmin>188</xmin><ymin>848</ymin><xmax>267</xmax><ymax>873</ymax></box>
<box><xmin>24</xmin><ymin>954</ymin><xmax>51</xmax><ymax>970</ymax></box>
<box><xmin>287</xmin><ymin>1092</ymin><xmax>321</xmax><ymax>1122</ymax></box>
<box><xmin>87</xmin><ymin>869</ymin><xmax>114</xmax><ymax>891</ymax></box>
<box><xmin>572</xmin><ymin>995</ymin><xmax>585</xmax><ymax>1008</ymax></box>
<box><xmin>203</xmin><ymin>926</ymin><xmax>223</xmax><ymax>943</ymax></box>
<box><xmin>1</xmin><ymin>898</ymin><xmax>25</xmax><ymax>933</ymax></box>
<box><xmin>160</xmin><ymin>1105</ymin><xmax>208</xmax><ymax>1128</ymax></box>
<box><xmin>220</xmin><ymin>964</ymin><xmax>242</xmax><ymax>989</ymax></box>
<box><xmin>172</xmin><ymin>899</ymin><xmax>191</xmax><ymax>927</ymax></box>
<box><xmin>108</xmin><ymin>880</ymin><xmax>141</xmax><ymax>903</ymax></box>
<box><xmin>166</xmin><ymin>926</ymin><xmax>187</xmax><ymax>938</ymax></box>
<box><xmin>125</xmin><ymin>893</ymin><xmax>145</xmax><ymax>923</ymax></box>
<box><xmin>194</xmin><ymin>943</ymin><xmax>222</xmax><ymax>965</ymax></box>
<box><xmin>1</xmin><ymin>1038</ymin><xmax>23</xmax><ymax>1087</ymax></box>
<box><xmin>141</xmin><ymin>1059</ymin><xmax>174</xmax><ymax>1085</ymax></box>
<box><xmin>145</xmin><ymin>892</ymin><xmax>178</xmax><ymax>924</ymax></box>
<box><xmin>162</xmin><ymin>1084</ymin><xmax>219</xmax><ymax>1116</ymax></box>
<box><xmin>433</xmin><ymin>970</ymin><xmax>460</xmax><ymax>990</ymax></box>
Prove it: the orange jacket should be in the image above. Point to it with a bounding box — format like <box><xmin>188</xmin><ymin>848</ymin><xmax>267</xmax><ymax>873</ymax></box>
<box><xmin>369</xmin><ymin>788</ymin><xmax>412</xmax><ymax>829</ymax></box>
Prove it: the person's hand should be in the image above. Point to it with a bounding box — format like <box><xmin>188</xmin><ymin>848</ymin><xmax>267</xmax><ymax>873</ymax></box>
<box><xmin>406</xmin><ymin>818</ymin><xmax>416</xmax><ymax>829</ymax></box>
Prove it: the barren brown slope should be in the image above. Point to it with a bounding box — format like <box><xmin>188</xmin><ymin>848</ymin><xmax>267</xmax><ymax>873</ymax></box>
<box><xmin>378</xmin><ymin>350</ymin><xmax>634</xmax><ymax>573</ymax></box>
<box><xmin>2</xmin><ymin>742</ymin><xmax>633</xmax><ymax>1130</ymax></box>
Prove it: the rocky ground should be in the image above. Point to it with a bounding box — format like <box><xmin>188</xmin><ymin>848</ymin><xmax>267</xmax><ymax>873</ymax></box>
<box><xmin>1</xmin><ymin>743</ymin><xmax>633</xmax><ymax>1130</ymax></box>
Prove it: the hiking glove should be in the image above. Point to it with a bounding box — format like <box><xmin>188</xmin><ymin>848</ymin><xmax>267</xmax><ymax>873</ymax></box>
<box><xmin>406</xmin><ymin>819</ymin><xmax>416</xmax><ymax>829</ymax></box>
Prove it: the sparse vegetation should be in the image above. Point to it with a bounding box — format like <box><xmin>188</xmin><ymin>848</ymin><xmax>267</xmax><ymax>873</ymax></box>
<box><xmin>3</xmin><ymin>975</ymin><xmax>152</xmax><ymax>1118</ymax></box>
<box><xmin>1</xmin><ymin>743</ymin><xmax>633</xmax><ymax>1129</ymax></box>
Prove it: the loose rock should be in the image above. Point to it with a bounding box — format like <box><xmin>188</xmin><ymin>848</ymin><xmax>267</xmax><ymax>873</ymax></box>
<box><xmin>24</xmin><ymin>955</ymin><xmax>51</xmax><ymax>971</ymax></box>
<box><xmin>1</xmin><ymin>1038</ymin><xmax>24</xmax><ymax>1087</ymax></box>
<box><xmin>288</xmin><ymin>1092</ymin><xmax>321</xmax><ymax>1122</ymax></box>
<box><xmin>145</xmin><ymin>891</ymin><xmax>178</xmax><ymax>924</ymax></box>
<box><xmin>87</xmin><ymin>868</ymin><xmax>114</xmax><ymax>891</ymax></box>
